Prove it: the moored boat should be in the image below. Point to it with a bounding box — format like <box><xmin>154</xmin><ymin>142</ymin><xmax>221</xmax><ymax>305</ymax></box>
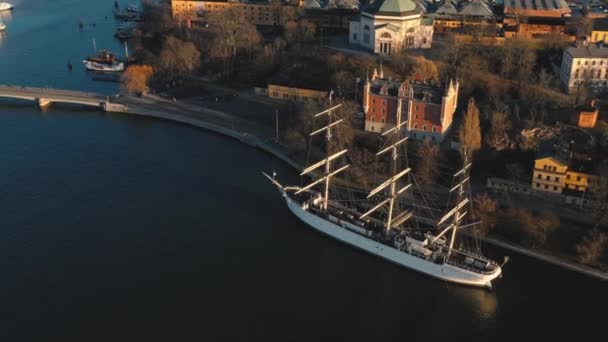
<box><xmin>83</xmin><ymin>49</ymin><xmax>124</xmax><ymax>72</ymax></box>
<box><xmin>0</xmin><ymin>2</ymin><xmax>14</xmax><ymax>11</ymax></box>
<box><xmin>83</xmin><ymin>60</ymin><xmax>125</xmax><ymax>72</ymax></box>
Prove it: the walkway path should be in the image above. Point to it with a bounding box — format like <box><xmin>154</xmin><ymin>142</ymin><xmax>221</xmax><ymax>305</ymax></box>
<box><xmin>482</xmin><ymin>235</ymin><xmax>608</xmax><ymax>281</ymax></box>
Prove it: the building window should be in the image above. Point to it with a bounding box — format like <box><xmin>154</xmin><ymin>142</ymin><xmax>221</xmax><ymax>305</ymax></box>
<box><xmin>545</xmin><ymin>185</ymin><xmax>549</xmax><ymax>189</ymax></box>
<box><xmin>577</xmin><ymin>176</ymin><xmax>581</xmax><ymax>181</ymax></box>
<box><xmin>353</xmin><ymin>33</ymin><xmax>357</xmax><ymax>41</ymax></box>
<box><xmin>546</xmin><ymin>175</ymin><xmax>550</xmax><ymax>181</ymax></box>
<box><xmin>552</xmin><ymin>167</ymin><xmax>557</xmax><ymax>172</ymax></box>
<box><xmin>371</xmin><ymin>116</ymin><xmax>375</xmax><ymax>122</ymax></box>
<box><xmin>566</xmin><ymin>174</ymin><xmax>570</xmax><ymax>180</ymax></box>
<box><xmin>413</xmin><ymin>123</ymin><xmax>418</xmax><ymax>129</ymax></box>
<box><xmin>380</xmin><ymin>32</ymin><xmax>391</xmax><ymax>39</ymax></box>
<box><xmin>422</xmin><ymin>125</ymin><xmax>427</xmax><ymax>131</ymax></box>
<box><xmin>432</xmin><ymin>127</ymin><xmax>436</xmax><ymax>133</ymax></box>
<box><xmin>554</xmin><ymin>186</ymin><xmax>558</xmax><ymax>191</ymax></box>
<box><xmin>543</xmin><ymin>165</ymin><xmax>548</xmax><ymax>170</ymax></box>
<box><xmin>381</xmin><ymin>118</ymin><xmax>385</xmax><ymax>123</ymax></box>
<box><xmin>536</xmin><ymin>183</ymin><xmax>540</xmax><ymax>187</ymax></box>
<box><xmin>555</xmin><ymin>177</ymin><xmax>559</xmax><ymax>182</ymax></box>
<box><xmin>537</xmin><ymin>174</ymin><xmax>542</xmax><ymax>179</ymax></box>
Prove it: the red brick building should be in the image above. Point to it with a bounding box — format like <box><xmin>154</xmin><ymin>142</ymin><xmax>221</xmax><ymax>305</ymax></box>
<box><xmin>362</xmin><ymin>69</ymin><xmax>459</xmax><ymax>142</ymax></box>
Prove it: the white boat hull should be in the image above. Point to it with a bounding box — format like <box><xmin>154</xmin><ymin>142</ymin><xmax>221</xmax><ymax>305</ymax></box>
<box><xmin>82</xmin><ymin>60</ymin><xmax>125</xmax><ymax>72</ymax></box>
<box><xmin>284</xmin><ymin>195</ymin><xmax>501</xmax><ymax>288</ymax></box>
<box><xmin>0</xmin><ymin>3</ymin><xmax>14</xmax><ymax>11</ymax></box>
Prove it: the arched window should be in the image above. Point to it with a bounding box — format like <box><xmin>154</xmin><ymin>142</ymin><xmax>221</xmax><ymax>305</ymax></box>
<box><xmin>380</xmin><ymin>32</ymin><xmax>391</xmax><ymax>39</ymax></box>
<box><xmin>371</xmin><ymin>116</ymin><xmax>375</xmax><ymax>122</ymax></box>
<box><xmin>432</xmin><ymin>127</ymin><xmax>436</xmax><ymax>133</ymax></box>
<box><xmin>422</xmin><ymin>124</ymin><xmax>427</xmax><ymax>131</ymax></box>
<box><xmin>381</xmin><ymin>118</ymin><xmax>385</xmax><ymax>123</ymax></box>
<box><xmin>363</xmin><ymin>25</ymin><xmax>370</xmax><ymax>31</ymax></box>
<box><xmin>413</xmin><ymin>123</ymin><xmax>418</xmax><ymax>129</ymax></box>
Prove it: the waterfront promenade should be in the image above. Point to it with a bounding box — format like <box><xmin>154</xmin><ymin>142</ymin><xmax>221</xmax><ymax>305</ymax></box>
<box><xmin>1</xmin><ymin>84</ymin><xmax>606</xmax><ymax>282</ymax></box>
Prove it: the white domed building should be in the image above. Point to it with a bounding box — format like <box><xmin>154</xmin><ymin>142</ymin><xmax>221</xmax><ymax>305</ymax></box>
<box><xmin>349</xmin><ymin>0</ymin><xmax>433</xmax><ymax>54</ymax></box>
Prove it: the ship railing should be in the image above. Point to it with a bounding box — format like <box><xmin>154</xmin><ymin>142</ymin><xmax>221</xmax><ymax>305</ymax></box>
<box><xmin>443</xmin><ymin>255</ymin><xmax>498</xmax><ymax>275</ymax></box>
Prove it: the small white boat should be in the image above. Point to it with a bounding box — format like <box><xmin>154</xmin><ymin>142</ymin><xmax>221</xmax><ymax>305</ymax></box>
<box><xmin>0</xmin><ymin>2</ymin><xmax>14</xmax><ymax>11</ymax></box>
<box><xmin>0</xmin><ymin>16</ymin><xmax>5</xmax><ymax>31</ymax></box>
<box><xmin>82</xmin><ymin>60</ymin><xmax>125</xmax><ymax>72</ymax></box>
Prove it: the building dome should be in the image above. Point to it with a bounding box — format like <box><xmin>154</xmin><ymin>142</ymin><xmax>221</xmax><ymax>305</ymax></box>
<box><xmin>362</xmin><ymin>0</ymin><xmax>419</xmax><ymax>16</ymax></box>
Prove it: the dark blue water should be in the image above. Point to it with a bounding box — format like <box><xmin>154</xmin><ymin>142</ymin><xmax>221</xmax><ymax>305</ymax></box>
<box><xmin>0</xmin><ymin>1</ymin><xmax>606</xmax><ymax>341</ymax></box>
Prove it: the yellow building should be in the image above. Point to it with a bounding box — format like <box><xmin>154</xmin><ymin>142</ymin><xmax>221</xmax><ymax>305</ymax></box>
<box><xmin>171</xmin><ymin>0</ymin><xmax>298</xmax><ymax>26</ymax></box>
<box><xmin>267</xmin><ymin>84</ymin><xmax>327</xmax><ymax>102</ymax></box>
<box><xmin>532</xmin><ymin>141</ymin><xmax>600</xmax><ymax>195</ymax></box>
<box><xmin>590</xmin><ymin>18</ymin><xmax>608</xmax><ymax>43</ymax></box>
<box><xmin>255</xmin><ymin>84</ymin><xmax>327</xmax><ymax>102</ymax></box>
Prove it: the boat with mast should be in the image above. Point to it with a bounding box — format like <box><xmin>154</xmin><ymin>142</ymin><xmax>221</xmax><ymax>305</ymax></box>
<box><xmin>264</xmin><ymin>93</ymin><xmax>506</xmax><ymax>289</ymax></box>
<box><xmin>82</xmin><ymin>39</ymin><xmax>125</xmax><ymax>72</ymax></box>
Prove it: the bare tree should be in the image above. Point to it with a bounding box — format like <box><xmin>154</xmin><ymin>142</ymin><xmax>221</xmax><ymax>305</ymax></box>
<box><xmin>158</xmin><ymin>35</ymin><xmax>201</xmax><ymax>76</ymax></box>
<box><xmin>413</xmin><ymin>57</ymin><xmax>439</xmax><ymax>82</ymax></box>
<box><xmin>207</xmin><ymin>7</ymin><xmax>261</xmax><ymax>78</ymax></box>
<box><xmin>459</xmin><ymin>97</ymin><xmax>482</xmax><ymax>159</ymax></box>
<box><xmin>414</xmin><ymin>140</ymin><xmax>439</xmax><ymax>185</ymax></box>
<box><xmin>486</xmin><ymin>110</ymin><xmax>511</xmax><ymax>150</ymax></box>
<box><xmin>472</xmin><ymin>193</ymin><xmax>498</xmax><ymax>236</ymax></box>
<box><xmin>575</xmin><ymin>229</ymin><xmax>607</xmax><ymax>266</ymax></box>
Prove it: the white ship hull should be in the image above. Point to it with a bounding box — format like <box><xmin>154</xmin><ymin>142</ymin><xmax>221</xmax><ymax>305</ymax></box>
<box><xmin>284</xmin><ymin>195</ymin><xmax>501</xmax><ymax>288</ymax></box>
<box><xmin>82</xmin><ymin>60</ymin><xmax>125</xmax><ymax>72</ymax></box>
<box><xmin>0</xmin><ymin>2</ymin><xmax>14</xmax><ymax>11</ymax></box>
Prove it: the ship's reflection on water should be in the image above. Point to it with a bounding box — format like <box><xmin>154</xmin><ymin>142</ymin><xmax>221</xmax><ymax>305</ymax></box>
<box><xmin>451</xmin><ymin>285</ymin><xmax>499</xmax><ymax>322</ymax></box>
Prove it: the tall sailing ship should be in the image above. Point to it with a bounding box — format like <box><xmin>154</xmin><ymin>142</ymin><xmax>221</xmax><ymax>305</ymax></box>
<box><xmin>264</xmin><ymin>96</ymin><xmax>506</xmax><ymax>289</ymax></box>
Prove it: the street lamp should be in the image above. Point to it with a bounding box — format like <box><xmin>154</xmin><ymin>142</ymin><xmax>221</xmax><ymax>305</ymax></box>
<box><xmin>320</xmin><ymin>27</ymin><xmax>323</xmax><ymax>48</ymax></box>
<box><xmin>352</xmin><ymin>75</ymin><xmax>360</xmax><ymax>103</ymax></box>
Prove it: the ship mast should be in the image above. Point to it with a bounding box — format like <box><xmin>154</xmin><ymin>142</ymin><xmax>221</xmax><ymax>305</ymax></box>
<box><xmin>295</xmin><ymin>95</ymin><xmax>349</xmax><ymax>211</ymax></box>
<box><xmin>430</xmin><ymin>151</ymin><xmax>472</xmax><ymax>257</ymax></box>
<box><xmin>360</xmin><ymin>98</ymin><xmax>413</xmax><ymax>232</ymax></box>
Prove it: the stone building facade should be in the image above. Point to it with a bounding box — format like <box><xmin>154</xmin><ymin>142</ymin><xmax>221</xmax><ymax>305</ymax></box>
<box><xmin>560</xmin><ymin>46</ymin><xmax>608</xmax><ymax>94</ymax></box>
<box><xmin>349</xmin><ymin>0</ymin><xmax>433</xmax><ymax>54</ymax></box>
<box><xmin>171</xmin><ymin>0</ymin><xmax>298</xmax><ymax>26</ymax></box>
